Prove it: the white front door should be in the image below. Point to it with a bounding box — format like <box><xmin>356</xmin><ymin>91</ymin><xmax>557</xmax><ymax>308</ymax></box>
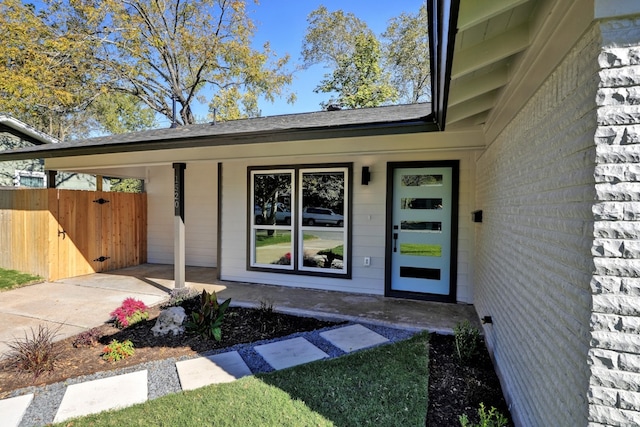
<box><xmin>386</xmin><ymin>162</ymin><xmax>458</xmax><ymax>302</ymax></box>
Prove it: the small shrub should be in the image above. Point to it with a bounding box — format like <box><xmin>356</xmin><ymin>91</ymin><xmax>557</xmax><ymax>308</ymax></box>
<box><xmin>185</xmin><ymin>289</ymin><xmax>231</xmax><ymax>341</ymax></box>
<box><xmin>459</xmin><ymin>403</ymin><xmax>509</xmax><ymax>427</ymax></box>
<box><xmin>102</xmin><ymin>339</ymin><xmax>135</xmax><ymax>362</ymax></box>
<box><xmin>72</xmin><ymin>327</ymin><xmax>101</xmax><ymax>348</ymax></box>
<box><xmin>454</xmin><ymin>320</ymin><xmax>481</xmax><ymax>364</ymax></box>
<box><xmin>7</xmin><ymin>324</ymin><xmax>60</xmax><ymax>378</ymax></box>
<box><xmin>110</xmin><ymin>298</ymin><xmax>149</xmax><ymax>328</ymax></box>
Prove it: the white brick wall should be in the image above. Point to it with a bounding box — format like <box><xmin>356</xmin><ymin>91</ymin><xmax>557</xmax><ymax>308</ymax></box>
<box><xmin>474</xmin><ymin>24</ymin><xmax>600</xmax><ymax>427</ymax></box>
<box><xmin>590</xmin><ymin>17</ymin><xmax>640</xmax><ymax>427</ymax></box>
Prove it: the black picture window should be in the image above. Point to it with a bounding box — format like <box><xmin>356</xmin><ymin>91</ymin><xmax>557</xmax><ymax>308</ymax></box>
<box><xmin>249</xmin><ymin>164</ymin><xmax>351</xmax><ymax>277</ymax></box>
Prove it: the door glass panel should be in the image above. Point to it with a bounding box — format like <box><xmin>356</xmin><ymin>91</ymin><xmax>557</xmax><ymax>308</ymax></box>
<box><xmin>400</xmin><ymin>243</ymin><xmax>442</xmax><ymax>257</ymax></box>
<box><xmin>401</xmin><ymin>221</ymin><xmax>442</xmax><ymax>232</ymax></box>
<box><xmin>400</xmin><ymin>198</ymin><xmax>443</xmax><ymax>210</ymax></box>
<box><xmin>401</xmin><ymin>175</ymin><xmax>443</xmax><ymax>186</ymax></box>
<box><xmin>400</xmin><ymin>266</ymin><xmax>441</xmax><ymax>280</ymax></box>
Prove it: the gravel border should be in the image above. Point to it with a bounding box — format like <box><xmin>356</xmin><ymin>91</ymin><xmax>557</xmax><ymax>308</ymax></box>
<box><xmin>14</xmin><ymin>322</ymin><xmax>419</xmax><ymax>427</ymax></box>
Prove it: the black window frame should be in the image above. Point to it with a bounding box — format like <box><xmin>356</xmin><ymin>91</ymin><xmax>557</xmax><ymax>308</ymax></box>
<box><xmin>247</xmin><ymin>162</ymin><xmax>353</xmax><ymax>279</ymax></box>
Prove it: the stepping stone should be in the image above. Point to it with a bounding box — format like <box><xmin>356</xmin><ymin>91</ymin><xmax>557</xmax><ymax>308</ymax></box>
<box><xmin>0</xmin><ymin>393</ymin><xmax>33</xmax><ymax>427</ymax></box>
<box><xmin>54</xmin><ymin>370</ymin><xmax>147</xmax><ymax>423</ymax></box>
<box><xmin>255</xmin><ymin>337</ymin><xmax>328</xmax><ymax>370</ymax></box>
<box><xmin>320</xmin><ymin>324</ymin><xmax>389</xmax><ymax>353</ymax></box>
<box><xmin>176</xmin><ymin>351</ymin><xmax>252</xmax><ymax>391</ymax></box>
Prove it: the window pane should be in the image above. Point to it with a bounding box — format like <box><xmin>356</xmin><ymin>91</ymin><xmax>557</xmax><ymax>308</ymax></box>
<box><xmin>19</xmin><ymin>175</ymin><xmax>44</xmax><ymax>187</ymax></box>
<box><xmin>300</xmin><ymin>230</ymin><xmax>345</xmax><ymax>270</ymax></box>
<box><xmin>253</xmin><ymin>173</ymin><xmax>292</xmax><ymax>226</ymax></box>
<box><xmin>254</xmin><ymin>229</ymin><xmax>293</xmax><ymax>266</ymax></box>
<box><xmin>302</xmin><ymin>171</ymin><xmax>345</xmax><ymax>227</ymax></box>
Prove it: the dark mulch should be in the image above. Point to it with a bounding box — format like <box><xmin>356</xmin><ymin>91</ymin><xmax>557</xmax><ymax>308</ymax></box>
<box><xmin>1</xmin><ymin>297</ymin><xmax>511</xmax><ymax>426</ymax></box>
<box><xmin>0</xmin><ymin>303</ymin><xmax>339</xmax><ymax>397</ymax></box>
<box><xmin>427</xmin><ymin>333</ymin><xmax>513</xmax><ymax>426</ymax></box>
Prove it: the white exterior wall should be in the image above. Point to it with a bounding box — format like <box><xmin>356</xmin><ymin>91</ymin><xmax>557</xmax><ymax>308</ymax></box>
<box><xmin>219</xmin><ymin>144</ymin><xmax>477</xmax><ymax>302</ymax></box>
<box><xmin>474</xmin><ymin>24</ymin><xmax>600</xmax><ymax>427</ymax></box>
<box><xmin>146</xmin><ymin>162</ymin><xmax>218</xmax><ymax>267</ymax></box>
<box><xmin>589</xmin><ymin>17</ymin><xmax>640</xmax><ymax>426</ymax></box>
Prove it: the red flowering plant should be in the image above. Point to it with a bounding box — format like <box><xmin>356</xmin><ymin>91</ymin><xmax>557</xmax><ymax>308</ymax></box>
<box><xmin>110</xmin><ymin>298</ymin><xmax>149</xmax><ymax>328</ymax></box>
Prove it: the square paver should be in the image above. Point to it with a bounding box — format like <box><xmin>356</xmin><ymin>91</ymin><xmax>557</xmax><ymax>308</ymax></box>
<box><xmin>0</xmin><ymin>393</ymin><xmax>33</xmax><ymax>427</ymax></box>
<box><xmin>320</xmin><ymin>324</ymin><xmax>389</xmax><ymax>353</ymax></box>
<box><xmin>54</xmin><ymin>370</ymin><xmax>147</xmax><ymax>423</ymax></box>
<box><xmin>176</xmin><ymin>351</ymin><xmax>252</xmax><ymax>391</ymax></box>
<box><xmin>254</xmin><ymin>337</ymin><xmax>328</xmax><ymax>370</ymax></box>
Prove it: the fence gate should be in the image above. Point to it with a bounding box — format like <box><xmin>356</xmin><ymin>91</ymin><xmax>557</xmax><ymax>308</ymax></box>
<box><xmin>0</xmin><ymin>189</ymin><xmax>146</xmax><ymax>281</ymax></box>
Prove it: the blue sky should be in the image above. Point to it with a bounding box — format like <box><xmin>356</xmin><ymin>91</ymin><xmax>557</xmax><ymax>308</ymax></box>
<box><xmin>29</xmin><ymin>0</ymin><xmax>425</xmax><ymax>124</ymax></box>
<box><xmin>246</xmin><ymin>0</ymin><xmax>425</xmax><ymax>118</ymax></box>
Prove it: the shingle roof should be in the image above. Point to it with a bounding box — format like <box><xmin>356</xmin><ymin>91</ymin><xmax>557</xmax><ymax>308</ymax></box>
<box><xmin>0</xmin><ymin>103</ymin><xmax>434</xmax><ymax>160</ymax></box>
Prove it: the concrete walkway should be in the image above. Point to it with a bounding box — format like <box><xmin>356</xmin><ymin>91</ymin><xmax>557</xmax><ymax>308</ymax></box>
<box><xmin>0</xmin><ymin>263</ymin><xmax>480</xmax><ymax>425</ymax></box>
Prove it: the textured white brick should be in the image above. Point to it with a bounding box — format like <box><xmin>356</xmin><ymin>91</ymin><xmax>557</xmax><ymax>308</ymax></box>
<box><xmin>620</xmin><ymin>353</ymin><xmax>640</xmax><ymax>374</ymax></box>
<box><xmin>594</xmin><ymin>221</ymin><xmax>640</xmax><ymax>239</ymax></box>
<box><xmin>591</xmin><ymin>330</ymin><xmax>640</xmax><ymax>353</ymax></box>
<box><xmin>589</xmin><ymin>348</ymin><xmax>620</xmax><ymax>370</ymax></box>
<box><xmin>599</xmin><ymin>65</ymin><xmax>640</xmax><ymax>88</ymax></box>
<box><xmin>589</xmin><ymin>404</ymin><xmax>640</xmax><ymax>426</ymax></box>
<box><xmin>595</xmin><ymin>124</ymin><xmax>640</xmax><ymax>145</ymax></box>
<box><xmin>590</xmin><ymin>367</ymin><xmax>640</xmax><ymax>392</ymax></box>
<box><xmin>593</xmin><ymin>294</ymin><xmax>640</xmax><ymax>316</ymax></box>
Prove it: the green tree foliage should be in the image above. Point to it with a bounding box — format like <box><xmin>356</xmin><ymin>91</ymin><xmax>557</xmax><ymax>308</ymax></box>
<box><xmin>302</xmin><ymin>6</ymin><xmax>399</xmax><ymax>109</ymax></box>
<box><xmin>302</xmin><ymin>4</ymin><xmax>430</xmax><ymax>109</ymax></box>
<box><xmin>0</xmin><ymin>0</ymin><xmax>95</xmax><ymax>139</ymax></box>
<box><xmin>315</xmin><ymin>33</ymin><xmax>397</xmax><ymax>109</ymax></box>
<box><xmin>382</xmin><ymin>2</ymin><xmax>431</xmax><ymax>103</ymax></box>
<box><xmin>0</xmin><ymin>0</ymin><xmax>155</xmax><ymax>139</ymax></box>
<box><xmin>66</xmin><ymin>0</ymin><xmax>294</xmax><ymax>125</ymax></box>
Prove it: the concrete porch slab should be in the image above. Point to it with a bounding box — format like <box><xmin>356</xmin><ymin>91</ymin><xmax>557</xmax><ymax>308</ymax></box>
<box><xmin>0</xmin><ymin>393</ymin><xmax>33</xmax><ymax>427</ymax></box>
<box><xmin>176</xmin><ymin>351</ymin><xmax>252</xmax><ymax>391</ymax></box>
<box><xmin>320</xmin><ymin>324</ymin><xmax>389</xmax><ymax>353</ymax></box>
<box><xmin>254</xmin><ymin>337</ymin><xmax>329</xmax><ymax>370</ymax></box>
<box><xmin>53</xmin><ymin>370</ymin><xmax>148</xmax><ymax>423</ymax></box>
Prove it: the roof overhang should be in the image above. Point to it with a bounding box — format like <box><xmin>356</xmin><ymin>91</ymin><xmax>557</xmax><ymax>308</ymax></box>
<box><xmin>0</xmin><ymin>104</ymin><xmax>436</xmax><ymax>161</ymax></box>
<box><xmin>0</xmin><ymin>115</ymin><xmax>60</xmax><ymax>145</ymax></box>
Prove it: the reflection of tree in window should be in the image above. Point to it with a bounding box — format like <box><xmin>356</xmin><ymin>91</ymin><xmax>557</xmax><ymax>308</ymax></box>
<box><xmin>254</xmin><ymin>174</ymin><xmax>291</xmax><ymax>225</ymax></box>
<box><xmin>302</xmin><ymin>172</ymin><xmax>344</xmax><ymax>213</ymax></box>
<box><xmin>401</xmin><ymin>174</ymin><xmax>443</xmax><ymax>186</ymax></box>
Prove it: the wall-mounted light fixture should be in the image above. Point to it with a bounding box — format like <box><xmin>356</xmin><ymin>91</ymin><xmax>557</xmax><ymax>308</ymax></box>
<box><xmin>361</xmin><ymin>166</ymin><xmax>371</xmax><ymax>185</ymax></box>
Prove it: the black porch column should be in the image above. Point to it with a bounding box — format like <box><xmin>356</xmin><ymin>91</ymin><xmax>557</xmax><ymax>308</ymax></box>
<box><xmin>173</xmin><ymin>163</ymin><xmax>186</xmax><ymax>288</ymax></box>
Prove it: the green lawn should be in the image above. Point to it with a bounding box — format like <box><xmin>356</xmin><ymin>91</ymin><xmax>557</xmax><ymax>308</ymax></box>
<box><xmin>400</xmin><ymin>243</ymin><xmax>442</xmax><ymax>257</ymax></box>
<box><xmin>0</xmin><ymin>268</ymin><xmax>42</xmax><ymax>291</ymax></box>
<box><xmin>53</xmin><ymin>332</ymin><xmax>430</xmax><ymax>427</ymax></box>
<box><xmin>255</xmin><ymin>231</ymin><xmax>316</xmax><ymax>247</ymax></box>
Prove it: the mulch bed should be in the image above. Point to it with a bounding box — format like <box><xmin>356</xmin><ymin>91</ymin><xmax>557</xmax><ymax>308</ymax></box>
<box><xmin>1</xmin><ymin>298</ymin><xmax>512</xmax><ymax>426</ymax></box>
<box><xmin>427</xmin><ymin>333</ymin><xmax>513</xmax><ymax>426</ymax></box>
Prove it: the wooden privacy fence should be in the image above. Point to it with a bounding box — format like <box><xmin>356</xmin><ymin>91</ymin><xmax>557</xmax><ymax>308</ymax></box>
<box><xmin>0</xmin><ymin>188</ymin><xmax>147</xmax><ymax>281</ymax></box>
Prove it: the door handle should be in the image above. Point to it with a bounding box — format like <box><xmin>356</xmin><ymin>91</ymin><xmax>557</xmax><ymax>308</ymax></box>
<box><xmin>393</xmin><ymin>232</ymin><xmax>398</xmax><ymax>252</ymax></box>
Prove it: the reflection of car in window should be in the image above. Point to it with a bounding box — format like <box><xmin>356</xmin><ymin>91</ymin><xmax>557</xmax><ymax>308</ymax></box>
<box><xmin>303</xmin><ymin>207</ymin><xmax>344</xmax><ymax>227</ymax></box>
<box><xmin>255</xmin><ymin>203</ymin><xmax>291</xmax><ymax>225</ymax></box>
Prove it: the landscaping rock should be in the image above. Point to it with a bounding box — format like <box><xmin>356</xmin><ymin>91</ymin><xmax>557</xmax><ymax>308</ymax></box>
<box><xmin>151</xmin><ymin>307</ymin><xmax>186</xmax><ymax>336</ymax></box>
